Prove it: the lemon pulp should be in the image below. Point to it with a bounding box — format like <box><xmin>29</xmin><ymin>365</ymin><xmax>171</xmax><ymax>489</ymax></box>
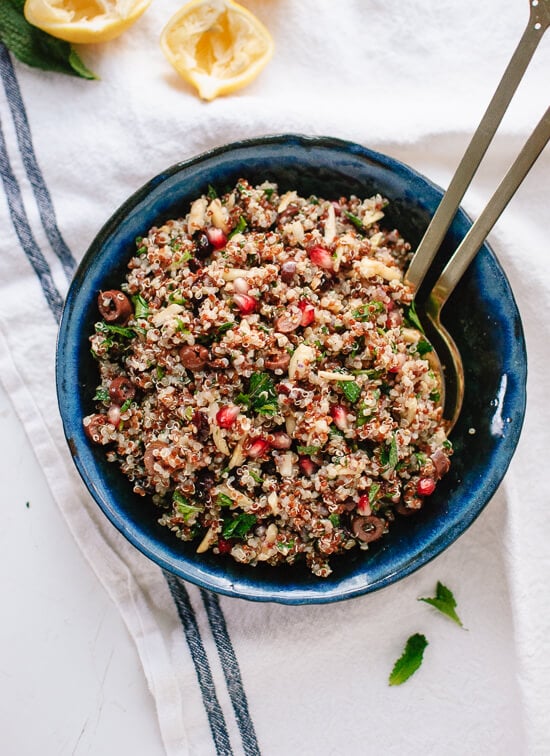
<box><xmin>161</xmin><ymin>0</ymin><xmax>274</xmax><ymax>101</ymax></box>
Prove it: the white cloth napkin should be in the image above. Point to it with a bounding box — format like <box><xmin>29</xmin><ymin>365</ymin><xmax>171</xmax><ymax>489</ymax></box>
<box><xmin>1</xmin><ymin>1</ymin><xmax>549</xmax><ymax>754</ymax></box>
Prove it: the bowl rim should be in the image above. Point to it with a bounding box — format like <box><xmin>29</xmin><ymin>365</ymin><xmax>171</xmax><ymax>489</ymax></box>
<box><xmin>56</xmin><ymin>133</ymin><xmax>527</xmax><ymax>604</ymax></box>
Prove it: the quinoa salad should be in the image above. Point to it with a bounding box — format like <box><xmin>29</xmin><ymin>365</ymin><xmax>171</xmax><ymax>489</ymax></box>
<box><xmin>84</xmin><ymin>179</ymin><xmax>452</xmax><ymax>577</ymax></box>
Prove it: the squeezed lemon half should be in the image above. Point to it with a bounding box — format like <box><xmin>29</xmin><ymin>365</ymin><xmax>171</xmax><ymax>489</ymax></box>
<box><xmin>24</xmin><ymin>0</ymin><xmax>152</xmax><ymax>44</ymax></box>
<box><xmin>161</xmin><ymin>0</ymin><xmax>274</xmax><ymax>101</ymax></box>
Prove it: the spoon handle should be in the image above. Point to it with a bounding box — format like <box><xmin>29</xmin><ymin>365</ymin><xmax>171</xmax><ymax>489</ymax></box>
<box><xmin>405</xmin><ymin>0</ymin><xmax>549</xmax><ymax>292</ymax></box>
<box><xmin>427</xmin><ymin>106</ymin><xmax>550</xmax><ymax>313</ymax></box>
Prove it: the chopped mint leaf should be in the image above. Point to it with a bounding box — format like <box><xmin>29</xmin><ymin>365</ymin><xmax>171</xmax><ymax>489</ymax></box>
<box><xmin>248</xmin><ymin>470</ymin><xmax>263</xmax><ymax>484</ymax></box>
<box><xmin>173</xmin><ymin>491</ymin><xmax>203</xmax><ymax>521</ymax></box>
<box><xmin>368</xmin><ymin>482</ymin><xmax>380</xmax><ymax>504</ymax></box>
<box><xmin>207</xmin><ymin>184</ymin><xmax>218</xmax><ymax>199</ymax></box>
<box><xmin>340</xmin><ymin>380</ymin><xmax>361</xmax><ymax>403</ymax></box>
<box><xmin>216</xmin><ymin>492</ymin><xmax>233</xmax><ymax>508</ymax></box>
<box><xmin>169</xmin><ymin>292</ymin><xmax>187</xmax><ymax>305</ymax></box>
<box><xmin>222</xmin><ymin>513</ymin><xmax>256</xmax><ymax>539</ymax></box>
<box><xmin>217</xmin><ymin>322</ymin><xmax>235</xmax><ymax>336</ymax></box>
<box><xmin>236</xmin><ymin>372</ymin><xmax>278</xmax><ymax>416</ymax></box>
<box><xmin>416</xmin><ymin>337</ymin><xmax>433</xmax><ymax>356</ymax></box>
<box><xmin>228</xmin><ymin>216</ymin><xmax>248</xmax><ymax>238</ymax></box>
<box><xmin>120</xmin><ymin>398</ymin><xmax>132</xmax><ymax>413</ymax></box>
<box><xmin>343</xmin><ymin>210</ymin><xmax>366</xmax><ymax>234</ymax></box>
<box><xmin>380</xmin><ymin>434</ymin><xmax>398</xmax><ymax>468</ymax></box>
<box><xmin>389</xmin><ymin>633</ymin><xmax>428</xmax><ymax>686</ymax></box>
<box><xmin>404</xmin><ymin>300</ymin><xmax>425</xmax><ymax>334</ymax></box>
<box><xmin>175</xmin><ymin>318</ymin><xmax>190</xmax><ymax>334</ymax></box>
<box><xmin>297</xmin><ymin>445</ymin><xmax>320</xmax><ymax>455</ymax></box>
<box><xmin>418</xmin><ymin>582</ymin><xmax>464</xmax><ymax>627</ymax></box>
<box><xmin>131</xmin><ymin>294</ymin><xmax>149</xmax><ymax>319</ymax></box>
<box><xmin>95</xmin><ymin>321</ymin><xmax>136</xmax><ymax>339</ymax></box>
<box><xmin>93</xmin><ymin>387</ymin><xmax>110</xmax><ymax>402</ymax></box>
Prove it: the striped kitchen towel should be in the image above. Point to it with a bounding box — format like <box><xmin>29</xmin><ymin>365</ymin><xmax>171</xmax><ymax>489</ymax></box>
<box><xmin>0</xmin><ymin>1</ymin><xmax>549</xmax><ymax>754</ymax></box>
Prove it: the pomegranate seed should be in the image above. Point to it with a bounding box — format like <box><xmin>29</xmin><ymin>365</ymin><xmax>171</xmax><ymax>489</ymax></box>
<box><xmin>270</xmin><ymin>431</ymin><xmax>292</xmax><ymax>450</ymax></box>
<box><xmin>417</xmin><ymin>477</ymin><xmax>436</xmax><ymax>496</ymax></box>
<box><xmin>280</xmin><ymin>260</ymin><xmax>297</xmax><ymax>283</ymax></box>
<box><xmin>246</xmin><ymin>438</ymin><xmax>270</xmax><ymax>459</ymax></box>
<box><xmin>308</xmin><ymin>245</ymin><xmax>334</xmax><ymax>271</ymax></box>
<box><xmin>299</xmin><ymin>456</ymin><xmax>317</xmax><ymax>476</ymax></box>
<box><xmin>297</xmin><ymin>299</ymin><xmax>315</xmax><ymax>327</ymax></box>
<box><xmin>233</xmin><ymin>293</ymin><xmax>257</xmax><ymax>314</ymax></box>
<box><xmin>331</xmin><ymin>404</ymin><xmax>348</xmax><ymax>431</ymax></box>
<box><xmin>357</xmin><ymin>494</ymin><xmax>372</xmax><ymax>515</ymax></box>
<box><xmin>206</xmin><ymin>227</ymin><xmax>227</xmax><ymax>249</ymax></box>
<box><xmin>216</xmin><ymin>404</ymin><xmax>240</xmax><ymax>428</ymax></box>
<box><xmin>217</xmin><ymin>537</ymin><xmax>233</xmax><ymax>554</ymax></box>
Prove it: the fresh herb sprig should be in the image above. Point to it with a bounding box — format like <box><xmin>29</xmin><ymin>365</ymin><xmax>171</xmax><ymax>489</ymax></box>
<box><xmin>236</xmin><ymin>372</ymin><xmax>278</xmax><ymax>416</ymax></box>
<box><xmin>418</xmin><ymin>582</ymin><xmax>464</xmax><ymax>628</ymax></box>
<box><xmin>389</xmin><ymin>633</ymin><xmax>428</xmax><ymax>686</ymax></box>
<box><xmin>222</xmin><ymin>513</ymin><xmax>256</xmax><ymax>539</ymax></box>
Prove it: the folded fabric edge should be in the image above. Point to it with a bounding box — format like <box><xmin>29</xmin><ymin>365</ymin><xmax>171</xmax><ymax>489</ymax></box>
<box><xmin>0</xmin><ymin>321</ymin><xmax>192</xmax><ymax>756</ymax></box>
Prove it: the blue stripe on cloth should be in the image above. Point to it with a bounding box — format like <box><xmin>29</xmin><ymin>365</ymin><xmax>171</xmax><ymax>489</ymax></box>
<box><xmin>200</xmin><ymin>590</ymin><xmax>261</xmax><ymax>756</ymax></box>
<box><xmin>0</xmin><ymin>45</ymin><xmax>77</xmax><ymax>279</ymax></box>
<box><xmin>0</xmin><ymin>115</ymin><xmax>63</xmax><ymax>320</ymax></box>
<box><xmin>164</xmin><ymin>573</ymin><xmax>234</xmax><ymax>756</ymax></box>
<box><xmin>2</xmin><ymin>51</ymin><xmax>255</xmax><ymax>756</ymax></box>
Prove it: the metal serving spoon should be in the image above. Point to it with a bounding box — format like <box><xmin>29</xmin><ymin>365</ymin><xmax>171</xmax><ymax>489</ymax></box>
<box><xmin>404</xmin><ymin>0</ymin><xmax>550</xmax><ymax>430</ymax></box>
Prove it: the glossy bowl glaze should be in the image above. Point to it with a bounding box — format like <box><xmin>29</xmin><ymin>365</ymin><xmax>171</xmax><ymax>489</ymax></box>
<box><xmin>56</xmin><ymin>135</ymin><xmax>527</xmax><ymax>604</ymax></box>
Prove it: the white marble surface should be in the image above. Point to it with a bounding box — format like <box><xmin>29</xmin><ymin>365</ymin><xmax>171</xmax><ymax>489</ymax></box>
<box><xmin>0</xmin><ymin>382</ymin><xmax>165</xmax><ymax>756</ymax></box>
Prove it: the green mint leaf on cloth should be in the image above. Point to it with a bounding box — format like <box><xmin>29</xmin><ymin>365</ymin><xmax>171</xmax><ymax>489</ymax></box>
<box><xmin>0</xmin><ymin>0</ymin><xmax>96</xmax><ymax>79</ymax></box>
<box><xmin>418</xmin><ymin>581</ymin><xmax>464</xmax><ymax>627</ymax></box>
<box><xmin>389</xmin><ymin>633</ymin><xmax>428</xmax><ymax>686</ymax></box>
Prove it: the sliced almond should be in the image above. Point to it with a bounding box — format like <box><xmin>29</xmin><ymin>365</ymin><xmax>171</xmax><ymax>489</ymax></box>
<box><xmin>288</xmin><ymin>343</ymin><xmax>316</xmax><ymax>380</ymax></box>
<box><xmin>358</xmin><ymin>257</ymin><xmax>402</xmax><ymax>282</ymax></box>
<box><xmin>187</xmin><ymin>197</ymin><xmax>208</xmax><ymax>235</ymax></box>
<box><xmin>196</xmin><ymin>525</ymin><xmax>219</xmax><ymax>554</ymax></box>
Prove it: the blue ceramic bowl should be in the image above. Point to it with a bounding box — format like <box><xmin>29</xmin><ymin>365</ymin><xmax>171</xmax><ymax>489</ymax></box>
<box><xmin>56</xmin><ymin>135</ymin><xmax>526</xmax><ymax>604</ymax></box>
